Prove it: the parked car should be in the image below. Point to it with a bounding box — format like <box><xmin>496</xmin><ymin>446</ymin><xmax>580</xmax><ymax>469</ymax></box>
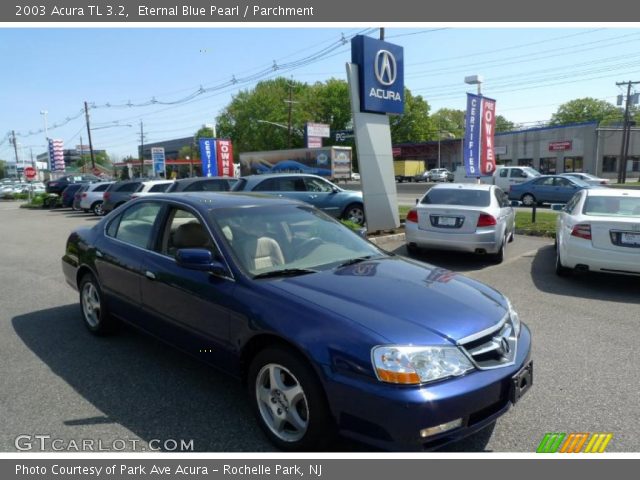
<box><xmin>559</xmin><ymin>172</ymin><xmax>610</xmax><ymax>186</ymax></box>
<box><xmin>555</xmin><ymin>188</ymin><xmax>640</xmax><ymax>276</ymax></box>
<box><xmin>414</xmin><ymin>170</ymin><xmax>431</xmax><ymax>182</ymax></box>
<box><xmin>428</xmin><ymin>168</ymin><xmax>454</xmax><ymax>182</ymax></box>
<box><xmin>79</xmin><ymin>181</ymin><xmax>114</xmax><ymax>216</ymax></box>
<box><xmin>61</xmin><ymin>192</ymin><xmax>532</xmax><ymax>451</ymax></box>
<box><xmin>72</xmin><ymin>184</ymin><xmax>89</xmax><ymax>211</ymax></box>
<box><xmin>61</xmin><ymin>183</ymin><xmax>86</xmax><ymax>209</ymax></box>
<box><xmin>454</xmin><ymin>166</ymin><xmax>541</xmax><ymax>191</ymax></box>
<box><xmin>406</xmin><ymin>184</ymin><xmax>515</xmax><ymax>263</ymax></box>
<box><xmin>129</xmin><ymin>180</ymin><xmax>174</xmax><ymax>199</ymax></box>
<box><xmin>165</xmin><ymin>176</ymin><xmax>238</xmax><ymax>193</ymax></box>
<box><xmin>46</xmin><ymin>174</ymin><xmax>101</xmax><ymax>195</ymax></box>
<box><xmin>101</xmin><ymin>179</ymin><xmax>145</xmax><ymax>214</ymax></box>
<box><xmin>232</xmin><ymin>174</ymin><xmax>366</xmax><ymax>226</ymax></box>
<box><xmin>0</xmin><ymin>184</ymin><xmax>17</xmax><ymax>198</ymax></box>
<box><xmin>508</xmin><ymin>175</ymin><xmax>593</xmax><ymax>206</ymax></box>
<box><xmin>350</xmin><ymin>172</ymin><xmax>361</xmax><ymax>182</ymax></box>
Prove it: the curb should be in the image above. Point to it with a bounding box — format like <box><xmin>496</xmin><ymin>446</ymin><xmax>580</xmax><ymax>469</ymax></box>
<box><xmin>369</xmin><ymin>233</ymin><xmax>406</xmax><ymax>246</ymax></box>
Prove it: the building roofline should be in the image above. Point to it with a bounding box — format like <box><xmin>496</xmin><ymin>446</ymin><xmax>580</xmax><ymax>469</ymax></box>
<box><xmin>495</xmin><ymin>120</ymin><xmax>599</xmax><ymax>136</ymax></box>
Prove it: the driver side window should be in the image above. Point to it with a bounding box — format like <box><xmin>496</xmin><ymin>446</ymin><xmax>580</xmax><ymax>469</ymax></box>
<box><xmin>161</xmin><ymin>208</ymin><xmax>217</xmax><ymax>259</ymax></box>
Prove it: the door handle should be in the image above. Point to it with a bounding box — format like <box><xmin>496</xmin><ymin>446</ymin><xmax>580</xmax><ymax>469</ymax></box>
<box><xmin>95</xmin><ymin>250</ymin><xmax>103</xmax><ymax>258</ymax></box>
<box><xmin>145</xmin><ymin>271</ymin><xmax>156</xmax><ymax>280</ymax></box>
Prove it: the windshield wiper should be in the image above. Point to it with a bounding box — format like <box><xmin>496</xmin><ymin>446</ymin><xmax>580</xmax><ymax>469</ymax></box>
<box><xmin>337</xmin><ymin>255</ymin><xmax>375</xmax><ymax>268</ymax></box>
<box><xmin>253</xmin><ymin>268</ymin><xmax>318</xmax><ymax>279</ymax></box>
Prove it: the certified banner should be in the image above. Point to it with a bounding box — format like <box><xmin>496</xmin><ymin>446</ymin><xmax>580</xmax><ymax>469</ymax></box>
<box><xmin>464</xmin><ymin>93</ymin><xmax>497</xmax><ymax>177</ymax></box>
<box><xmin>199</xmin><ymin>138</ymin><xmax>217</xmax><ymax>177</ymax></box>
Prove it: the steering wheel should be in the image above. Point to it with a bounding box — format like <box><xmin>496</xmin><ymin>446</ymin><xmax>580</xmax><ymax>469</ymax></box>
<box><xmin>295</xmin><ymin>237</ymin><xmax>323</xmax><ymax>257</ymax></box>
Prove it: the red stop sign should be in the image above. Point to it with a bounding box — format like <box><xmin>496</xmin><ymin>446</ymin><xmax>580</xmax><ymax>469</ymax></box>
<box><xmin>24</xmin><ymin>167</ymin><xmax>37</xmax><ymax>180</ymax></box>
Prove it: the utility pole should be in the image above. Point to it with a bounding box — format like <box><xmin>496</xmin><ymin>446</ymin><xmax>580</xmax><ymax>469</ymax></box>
<box><xmin>286</xmin><ymin>82</ymin><xmax>293</xmax><ymax>148</ymax></box>
<box><xmin>80</xmin><ymin>135</ymin><xmax>84</xmax><ymax>172</ymax></box>
<box><xmin>139</xmin><ymin>121</ymin><xmax>146</xmax><ymax>178</ymax></box>
<box><xmin>616</xmin><ymin>81</ymin><xmax>640</xmax><ymax>184</ymax></box>
<box><xmin>11</xmin><ymin>130</ymin><xmax>19</xmax><ymax>166</ymax></box>
<box><xmin>84</xmin><ymin>101</ymin><xmax>96</xmax><ymax>170</ymax></box>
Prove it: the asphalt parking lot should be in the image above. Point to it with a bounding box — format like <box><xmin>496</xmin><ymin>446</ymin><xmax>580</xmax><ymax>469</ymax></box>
<box><xmin>1</xmin><ymin>200</ymin><xmax>639</xmax><ymax>452</ymax></box>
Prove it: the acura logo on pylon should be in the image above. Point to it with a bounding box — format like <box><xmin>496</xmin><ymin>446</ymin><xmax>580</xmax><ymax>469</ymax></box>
<box><xmin>374</xmin><ymin>50</ymin><xmax>397</xmax><ymax>86</ymax></box>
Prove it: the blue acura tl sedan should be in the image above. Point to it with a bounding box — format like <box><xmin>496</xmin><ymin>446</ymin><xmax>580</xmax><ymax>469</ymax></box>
<box><xmin>61</xmin><ymin>193</ymin><xmax>532</xmax><ymax>451</ymax></box>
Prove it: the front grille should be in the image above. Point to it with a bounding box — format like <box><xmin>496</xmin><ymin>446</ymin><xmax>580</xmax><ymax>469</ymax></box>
<box><xmin>458</xmin><ymin>314</ymin><xmax>517</xmax><ymax>369</ymax></box>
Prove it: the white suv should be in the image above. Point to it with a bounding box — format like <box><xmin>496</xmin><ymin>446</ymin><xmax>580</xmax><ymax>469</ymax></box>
<box><xmin>79</xmin><ymin>181</ymin><xmax>114</xmax><ymax>216</ymax></box>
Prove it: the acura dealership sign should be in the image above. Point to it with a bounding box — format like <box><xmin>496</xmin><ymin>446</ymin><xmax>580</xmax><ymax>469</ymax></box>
<box><xmin>351</xmin><ymin>35</ymin><xmax>404</xmax><ymax>114</ymax></box>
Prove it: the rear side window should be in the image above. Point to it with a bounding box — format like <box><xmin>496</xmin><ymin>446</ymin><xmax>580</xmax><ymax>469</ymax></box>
<box><xmin>149</xmin><ymin>183</ymin><xmax>171</xmax><ymax>193</ymax></box>
<box><xmin>106</xmin><ymin>202</ymin><xmax>163</xmax><ymax>249</ymax></box>
<box><xmin>116</xmin><ymin>182</ymin><xmax>140</xmax><ymax>193</ymax></box>
<box><xmin>93</xmin><ymin>183</ymin><xmax>110</xmax><ymax>192</ymax></box>
<box><xmin>184</xmin><ymin>180</ymin><xmax>229</xmax><ymax>192</ymax></box>
<box><xmin>421</xmin><ymin>189</ymin><xmax>490</xmax><ymax>207</ymax></box>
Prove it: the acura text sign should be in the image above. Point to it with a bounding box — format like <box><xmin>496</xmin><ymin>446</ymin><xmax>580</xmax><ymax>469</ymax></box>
<box><xmin>351</xmin><ymin>35</ymin><xmax>404</xmax><ymax>115</ymax></box>
<box><xmin>464</xmin><ymin>93</ymin><xmax>497</xmax><ymax>177</ymax></box>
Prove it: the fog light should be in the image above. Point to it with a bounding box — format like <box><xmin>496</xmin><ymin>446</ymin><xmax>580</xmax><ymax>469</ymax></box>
<box><xmin>420</xmin><ymin>418</ymin><xmax>463</xmax><ymax>438</ymax></box>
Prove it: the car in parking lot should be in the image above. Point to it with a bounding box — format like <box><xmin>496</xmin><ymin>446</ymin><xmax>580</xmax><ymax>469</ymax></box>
<box><xmin>232</xmin><ymin>173</ymin><xmax>366</xmax><ymax>226</ymax></box>
<box><xmin>555</xmin><ymin>188</ymin><xmax>640</xmax><ymax>276</ymax></box>
<box><xmin>101</xmin><ymin>179</ymin><xmax>145</xmax><ymax>214</ymax></box>
<box><xmin>129</xmin><ymin>180</ymin><xmax>174</xmax><ymax>199</ymax></box>
<box><xmin>406</xmin><ymin>184</ymin><xmax>515</xmax><ymax>263</ymax></box>
<box><xmin>165</xmin><ymin>176</ymin><xmax>238</xmax><ymax>193</ymax></box>
<box><xmin>508</xmin><ymin>175</ymin><xmax>593</xmax><ymax>206</ymax></box>
<box><xmin>60</xmin><ymin>183</ymin><xmax>87</xmax><ymax>209</ymax></box>
<box><xmin>46</xmin><ymin>174</ymin><xmax>101</xmax><ymax>195</ymax></box>
<box><xmin>61</xmin><ymin>192</ymin><xmax>532</xmax><ymax>451</ymax></box>
<box><xmin>559</xmin><ymin>172</ymin><xmax>610</xmax><ymax>186</ymax></box>
<box><xmin>428</xmin><ymin>168</ymin><xmax>454</xmax><ymax>182</ymax></box>
<box><xmin>79</xmin><ymin>181</ymin><xmax>114</xmax><ymax>216</ymax></box>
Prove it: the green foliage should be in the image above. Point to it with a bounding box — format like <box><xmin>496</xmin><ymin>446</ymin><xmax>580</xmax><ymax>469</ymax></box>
<box><xmin>119</xmin><ymin>167</ymin><xmax>130</xmax><ymax>181</ymax></box>
<box><xmin>0</xmin><ymin>159</ymin><xmax>6</xmax><ymax>178</ymax></box>
<box><xmin>340</xmin><ymin>219</ymin><xmax>362</xmax><ymax>231</ymax></box>
<box><xmin>389</xmin><ymin>89</ymin><xmax>434</xmax><ymax>143</ymax></box>
<box><xmin>495</xmin><ymin>115</ymin><xmax>516</xmax><ymax>133</ymax></box>
<box><xmin>549</xmin><ymin>97</ymin><xmax>623</xmax><ymax>126</ymax></box>
<box><xmin>430</xmin><ymin>108</ymin><xmax>465</xmax><ymax>138</ymax></box>
<box><xmin>515</xmin><ymin>211</ymin><xmax>557</xmax><ymax>238</ymax></box>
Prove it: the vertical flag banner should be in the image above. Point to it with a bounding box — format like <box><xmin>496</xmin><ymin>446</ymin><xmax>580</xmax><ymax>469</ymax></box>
<box><xmin>48</xmin><ymin>139</ymin><xmax>65</xmax><ymax>172</ymax></box>
<box><xmin>199</xmin><ymin>138</ymin><xmax>217</xmax><ymax>177</ymax></box>
<box><xmin>216</xmin><ymin>140</ymin><xmax>233</xmax><ymax>177</ymax></box>
<box><xmin>464</xmin><ymin>93</ymin><xmax>497</xmax><ymax>177</ymax></box>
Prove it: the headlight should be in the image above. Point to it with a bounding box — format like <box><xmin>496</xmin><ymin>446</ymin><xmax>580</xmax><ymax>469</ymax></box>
<box><xmin>506</xmin><ymin>297</ymin><xmax>521</xmax><ymax>337</ymax></box>
<box><xmin>372</xmin><ymin>345</ymin><xmax>474</xmax><ymax>385</ymax></box>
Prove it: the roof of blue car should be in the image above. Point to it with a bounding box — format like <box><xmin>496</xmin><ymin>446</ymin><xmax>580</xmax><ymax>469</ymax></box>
<box><xmin>146</xmin><ymin>191</ymin><xmax>302</xmax><ymax>209</ymax></box>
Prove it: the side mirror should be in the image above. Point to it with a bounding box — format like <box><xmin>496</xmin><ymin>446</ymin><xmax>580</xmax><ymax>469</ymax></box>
<box><xmin>176</xmin><ymin>248</ymin><xmax>227</xmax><ymax>275</ymax></box>
<box><xmin>551</xmin><ymin>204</ymin><xmax>565</xmax><ymax>212</ymax></box>
<box><xmin>415</xmin><ymin>198</ymin><xmax>419</xmax><ymax>205</ymax></box>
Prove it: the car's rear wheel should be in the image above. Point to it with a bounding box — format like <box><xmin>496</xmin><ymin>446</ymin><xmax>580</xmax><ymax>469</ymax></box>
<box><xmin>91</xmin><ymin>201</ymin><xmax>105</xmax><ymax>216</ymax></box>
<box><xmin>492</xmin><ymin>234</ymin><xmax>507</xmax><ymax>264</ymax></box>
<box><xmin>343</xmin><ymin>203</ymin><xmax>365</xmax><ymax>226</ymax></box>
<box><xmin>79</xmin><ymin>273</ymin><xmax>117</xmax><ymax>335</ymax></box>
<box><xmin>555</xmin><ymin>248</ymin><xmax>570</xmax><ymax>276</ymax></box>
<box><xmin>248</xmin><ymin>347</ymin><xmax>334</xmax><ymax>451</ymax></box>
<box><xmin>521</xmin><ymin>194</ymin><xmax>536</xmax><ymax>207</ymax></box>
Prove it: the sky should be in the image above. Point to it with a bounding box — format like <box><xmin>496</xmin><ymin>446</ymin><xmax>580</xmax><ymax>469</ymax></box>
<box><xmin>1</xmin><ymin>26</ymin><xmax>640</xmax><ymax>164</ymax></box>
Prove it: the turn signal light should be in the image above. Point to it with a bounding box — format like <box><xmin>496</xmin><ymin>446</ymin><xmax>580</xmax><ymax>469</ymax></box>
<box><xmin>406</xmin><ymin>209</ymin><xmax>418</xmax><ymax>223</ymax></box>
<box><xmin>571</xmin><ymin>223</ymin><xmax>592</xmax><ymax>240</ymax></box>
<box><xmin>477</xmin><ymin>213</ymin><xmax>497</xmax><ymax>227</ymax></box>
<box><xmin>376</xmin><ymin>369</ymin><xmax>421</xmax><ymax>385</ymax></box>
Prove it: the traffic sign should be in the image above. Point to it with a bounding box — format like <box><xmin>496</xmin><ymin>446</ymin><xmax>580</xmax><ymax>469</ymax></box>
<box><xmin>24</xmin><ymin>167</ymin><xmax>37</xmax><ymax>180</ymax></box>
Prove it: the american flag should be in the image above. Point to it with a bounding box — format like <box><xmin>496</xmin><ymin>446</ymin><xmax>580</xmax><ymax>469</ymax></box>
<box><xmin>48</xmin><ymin>139</ymin><xmax>65</xmax><ymax>172</ymax></box>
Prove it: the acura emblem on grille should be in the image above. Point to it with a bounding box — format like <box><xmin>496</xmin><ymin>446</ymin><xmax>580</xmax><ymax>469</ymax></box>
<box><xmin>494</xmin><ymin>336</ymin><xmax>510</xmax><ymax>357</ymax></box>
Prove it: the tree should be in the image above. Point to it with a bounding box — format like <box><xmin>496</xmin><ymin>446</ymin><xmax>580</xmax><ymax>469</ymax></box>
<box><xmin>549</xmin><ymin>97</ymin><xmax>622</xmax><ymax>126</ymax></box>
<box><xmin>495</xmin><ymin>115</ymin><xmax>516</xmax><ymax>133</ymax></box>
<box><xmin>0</xmin><ymin>159</ymin><xmax>6</xmax><ymax>179</ymax></box>
<box><xmin>389</xmin><ymin>89</ymin><xmax>434</xmax><ymax>144</ymax></box>
<box><xmin>430</xmin><ymin>108</ymin><xmax>465</xmax><ymax>138</ymax></box>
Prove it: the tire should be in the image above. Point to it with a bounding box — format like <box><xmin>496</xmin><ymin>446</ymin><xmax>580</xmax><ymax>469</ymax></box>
<box><xmin>79</xmin><ymin>273</ymin><xmax>117</xmax><ymax>335</ymax></box>
<box><xmin>91</xmin><ymin>201</ymin><xmax>105</xmax><ymax>216</ymax></box>
<box><xmin>555</xmin><ymin>248</ymin><xmax>571</xmax><ymax>277</ymax></box>
<box><xmin>492</xmin><ymin>235</ymin><xmax>506</xmax><ymax>264</ymax></box>
<box><xmin>521</xmin><ymin>194</ymin><xmax>536</xmax><ymax>207</ymax></box>
<box><xmin>248</xmin><ymin>347</ymin><xmax>334</xmax><ymax>451</ymax></box>
<box><xmin>342</xmin><ymin>203</ymin><xmax>365</xmax><ymax>226</ymax></box>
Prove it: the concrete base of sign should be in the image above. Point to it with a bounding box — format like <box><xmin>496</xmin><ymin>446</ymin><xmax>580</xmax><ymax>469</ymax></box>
<box><xmin>346</xmin><ymin>63</ymin><xmax>400</xmax><ymax>231</ymax></box>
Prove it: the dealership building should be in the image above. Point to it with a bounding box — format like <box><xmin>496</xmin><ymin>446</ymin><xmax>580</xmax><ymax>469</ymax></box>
<box><xmin>394</xmin><ymin>121</ymin><xmax>640</xmax><ymax>180</ymax></box>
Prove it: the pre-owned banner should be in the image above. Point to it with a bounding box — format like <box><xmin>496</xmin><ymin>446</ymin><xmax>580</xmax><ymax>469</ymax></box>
<box><xmin>199</xmin><ymin>138</ymin><xmax>217</xmax><ymax>177</ymax></box>
<box><xmin>216</xmin><ymin>139</ymin><xmax>234</xmax><ymax>177</ymax></box>
<box><xmin>463</xmin><ymin>93</ymin><xmax>496</xmax><ymax>177</ymax></box>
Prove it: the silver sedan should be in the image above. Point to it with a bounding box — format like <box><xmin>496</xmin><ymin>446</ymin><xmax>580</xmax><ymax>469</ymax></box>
<box><xmin>405</xmin><ymin>183</ymin><xmax>516</xmax><ymax>263</ymax></box>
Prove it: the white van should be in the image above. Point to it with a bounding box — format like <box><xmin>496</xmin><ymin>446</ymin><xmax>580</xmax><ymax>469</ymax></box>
<box><xmin>454</xmin><ymin>166</ymin><xmax>540</xmax><ymax>190</ymax></box>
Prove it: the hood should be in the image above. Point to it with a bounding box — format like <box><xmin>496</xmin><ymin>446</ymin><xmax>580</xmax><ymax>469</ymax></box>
<box><xmin>261</xmin><ymin>256</ymin><xmax>508</xmax><ymax>345</ymax></box>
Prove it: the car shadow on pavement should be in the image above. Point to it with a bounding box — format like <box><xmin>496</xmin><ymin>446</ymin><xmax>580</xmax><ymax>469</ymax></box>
<box><xmin>388</xmin><ymin>246</ymin><xmax>498</xmax><ymax>273</ymax></box>
<box><xmin>530</xmin><ymin>245</ymin><xmax>640</xmax><ymax>303</ymax></box>
<box><xmin>10</xmin><ymin>305</ymin><xmax>376</xmax><ymax>452</ymax></box>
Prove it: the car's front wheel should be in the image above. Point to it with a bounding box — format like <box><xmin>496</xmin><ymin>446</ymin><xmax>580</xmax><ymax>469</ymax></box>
<box><xmin>79</xmin><ymin>273</ymin><xmax>117</xmax><ymax>335</ymax></box>
<box><xmin>248</xmin><ymin>347</ymin><xmax>334</xmax><ymax>451</ymax></box>
<box><xmin>343</xmin><ymin>203</ymin><xmax>365</xmax><ymax>226</ymax></box>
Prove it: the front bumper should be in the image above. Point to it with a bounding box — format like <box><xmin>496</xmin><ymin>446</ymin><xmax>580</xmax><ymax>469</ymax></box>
<box><xmin>324</xmin><ymin>325</ymin><xmax>532</xmax><ymax>451</ymax></box>
<box><xmin>406</xmin><ymin>222</ymin><xmax>501</xmax><ymax>254</ymax></box>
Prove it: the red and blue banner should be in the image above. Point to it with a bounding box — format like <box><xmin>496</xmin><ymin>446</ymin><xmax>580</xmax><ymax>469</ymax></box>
<box><xmin>48</xmin><ymin>138</ymin><xmax>65</xmax><ymax>172</ymax></box>
<box><xmin>199</xmin><ymin>138</ymin><xmax>234</xmax><ymax>177</ymax></box>
<box><xmin>464</xmin><ymin>93</ymin><xmax>497</xmax><ymax>177</ymax></box>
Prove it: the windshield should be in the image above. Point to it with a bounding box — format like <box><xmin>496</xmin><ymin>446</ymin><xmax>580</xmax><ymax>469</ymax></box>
<box><xmin>583</xmin><ymin>196</ymin><xmax>640</xmax><ymax>217</ymax></box>
<box><xmin>209</xmin><ymin>205</ymin><xmax>382</xmax><ymax>277</ymax></box>
<box><xmin>523</xmin><ymin>167</ymin><xmax>541</xmax><ymax>177</ymax></box>
<box><xmin>421</xmin><ymin>188</ymin><xmax>490</xmax><ymax>207</ymax></box>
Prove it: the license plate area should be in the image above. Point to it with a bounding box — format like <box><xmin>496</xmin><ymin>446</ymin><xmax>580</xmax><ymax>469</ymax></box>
<box><xmin>430</xmin><ymin>215</ymin><xmax>463</xmax><ymax>228</ymax></box>
<box><xmin>510</xmin><ymin>360</ymin><xmax>533</xmax><ymax>404</ymax></box>
<box><xmin>610</xmin><ymin>230</ymin><xmax>640</xmax><ymax>248</ymax></box>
